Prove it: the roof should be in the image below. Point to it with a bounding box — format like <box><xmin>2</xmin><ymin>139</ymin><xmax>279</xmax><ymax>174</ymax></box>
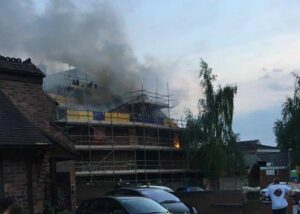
<box><xmin>0</xmin><ymin>55</ymin><xmax>45</xmax><ymax>78</ymax></box>
<box><xmin>245</xmin><ymin>151</ymin><xmax>295</xmax><ymax>168</ymax></box>
<box><xmin>0</xmin><ymin>55</ymin><xmax>75</xmax><ymax>154</ymax></box>
<box><xmin>0</xmin><ymin>90</ymin><xmax>51</xmax><ymax>146</ymax></box>
<box><xmin>237</xmin><ymin>140</ymin><xmax>278</xmax><ymax>152</ymax></box>
<box><xmin>244</xmin><ymin>153</ymin><xmax>261</xmax><ymax>168</ymax></box>
<box><xmin>257</xmin><ymin>152</ymin><xmax>289</xmax><ymax>167</ymax></box>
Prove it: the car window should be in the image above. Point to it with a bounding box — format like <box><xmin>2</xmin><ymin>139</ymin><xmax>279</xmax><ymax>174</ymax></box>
<box><xmin>120</xmin><ymin>197</ymin><xmax>168</xmax><ymax>214</ymax></box>
<box><xmin>139</xmin><ymin>189</ymin><xmax>180</xmax><ymax>203</ymax></box>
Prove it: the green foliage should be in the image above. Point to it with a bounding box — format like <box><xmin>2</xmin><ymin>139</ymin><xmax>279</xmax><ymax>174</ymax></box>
<box><xmin>274</xmin><ymin>74</ymin><xmax>300</xmax><ymax>162</ymax></box>
<box><xmin>183</xmin><ymin>59</ymin><xmax>244</xmax><ymax>179</ymax></box>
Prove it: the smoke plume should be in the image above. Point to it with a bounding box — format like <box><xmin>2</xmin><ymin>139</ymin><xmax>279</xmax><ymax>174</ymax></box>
<box><xmin>0</xmin><ymin>0</ymin><xmax>172</xmax><ymax>109</ymax></box>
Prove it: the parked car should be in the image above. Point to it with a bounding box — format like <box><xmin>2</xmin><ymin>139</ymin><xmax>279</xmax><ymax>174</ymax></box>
<box><xmin>106</xmin><ymin>187</ymin><xmax>197</xmax><ymax>214</ymax></box>
<box><xmin>77</xmin><ymin>196</ymin><xmax>170</xmax><ymax>214</ymax></box>
<box><xmin>176</xmin><ymin>186</ymin><xmax>205</xmax><ymax>192</ymax></box>
<box><xmin>139</xmin><ymin>185</ymin><xmax>174</xmax><ymax>192</ymax></box>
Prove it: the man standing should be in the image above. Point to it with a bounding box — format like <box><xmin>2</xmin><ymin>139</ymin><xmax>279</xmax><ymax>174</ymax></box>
<box><xmin>266</xmin><ymin>177</ymin><xmax>292</xmax><ymax>214</ymax></box>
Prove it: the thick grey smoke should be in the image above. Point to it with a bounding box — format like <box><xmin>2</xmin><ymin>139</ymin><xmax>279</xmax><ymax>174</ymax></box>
<box><xmin>0</xmin><ymin>0</ymin><xmax>176</xmax><ymax>109</ymax></box>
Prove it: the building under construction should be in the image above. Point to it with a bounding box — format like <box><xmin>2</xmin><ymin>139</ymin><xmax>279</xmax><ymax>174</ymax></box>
<box><xmin>46</xmin><ymin>69</ymin><xmax>197</xmax><ymax>198</ymax></box>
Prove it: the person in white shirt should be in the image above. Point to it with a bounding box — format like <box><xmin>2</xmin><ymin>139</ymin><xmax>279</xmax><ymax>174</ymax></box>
<box><xmin>265</xmin><ymin>177</ymin><xmax>292</xmax><ymax>214</ymax></box>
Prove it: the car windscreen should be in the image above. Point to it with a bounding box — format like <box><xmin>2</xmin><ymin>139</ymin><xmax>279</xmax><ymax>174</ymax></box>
<box><xmin>187</xmin><ymin>187</ymin><xmax>204</xmax><ymax>191</ymax></box>
<box><xmin>120</xmin><ymin>198</ymin><xmax>168</xmax><ymax>214</ymax></box>
<box><xmin>139</xmin><ymin>189</ymin><xmax>180</xmax><ymax>204</ymax></box>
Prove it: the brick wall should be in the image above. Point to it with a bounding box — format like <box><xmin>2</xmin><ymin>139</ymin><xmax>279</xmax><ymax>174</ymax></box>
<box><xmin>0</xmin><ymin>63</ymin><xmax>75</xmax><ymax>213</ymax></box>
<box><xmin>0</xmin><ymin>80</ymin><xmax>57</xmax><ymax>124</ymax></box>
<box><xmin>2</xmin><ymin>151</ymin><xmax>50</xmax><ymax>214</ymax></box>
<box><xmin>33</xmin><ymin>151</ymin><xmax>51</xmax><ymax>214</ymax></box>
<box><xmin>3</xmin><ymin>153</ymin><xmax>29</xmax><ymax>212</ymax></box>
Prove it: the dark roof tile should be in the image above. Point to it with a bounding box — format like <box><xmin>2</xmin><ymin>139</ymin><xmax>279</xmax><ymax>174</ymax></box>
<box><xmin>257</xmin><ymin>152</ymin><xmax>288</xmax><ymax>166</ymax></box>
<box><xmin>238</xmin><ymin>140</ymin><xmax>277</xmax><ymax>152</ymax></box>
<box><xmin>0</xmin><ymin>90</ymin><xmax>51</xmax><ymax>146</ymax></box>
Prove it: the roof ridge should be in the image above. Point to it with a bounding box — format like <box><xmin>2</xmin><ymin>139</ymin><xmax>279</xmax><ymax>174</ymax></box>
<box><xmin>0</xmin><ymin>54</ymin><xmax>45</xmax><ymax>77</ymax></box>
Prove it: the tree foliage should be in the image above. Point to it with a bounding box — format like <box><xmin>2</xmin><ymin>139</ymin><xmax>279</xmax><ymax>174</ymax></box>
<box><xmin>274</xmin><ymin>74</ymin><xmax>300</xmax><ymax>162</ymax></box>
<box><xmin>182</xmin><ymin>60</ymin><xmax>244</xmax><ymax>180</ymax></box>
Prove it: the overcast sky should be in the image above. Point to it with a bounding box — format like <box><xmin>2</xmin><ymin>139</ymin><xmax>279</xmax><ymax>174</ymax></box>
<box><xmin>4</xmin><ymin>0</ymin><xmax>300</xmax><ymax>145</ymax></box>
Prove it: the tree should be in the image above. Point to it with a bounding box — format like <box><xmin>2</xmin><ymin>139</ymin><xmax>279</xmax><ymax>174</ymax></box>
<box><xmin>182</xmin><ymin>60</ymin><xmax>244</xmax><ymax>188</ymax></box>
<box><xmin>274</xmin><ymin>74</ymin><xmax>300</xmax><ymax>162</ymax></box>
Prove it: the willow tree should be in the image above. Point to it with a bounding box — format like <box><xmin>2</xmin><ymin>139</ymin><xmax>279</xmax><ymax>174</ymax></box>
<box><xmin>183</xmin><ymin>60</ymin><xmax>243</xmax><ymax>187</ymax></box>
<box><xmin>274</xmin><ymin>74</ymin><xmax>300</xmax><ymax>162</ymax></box>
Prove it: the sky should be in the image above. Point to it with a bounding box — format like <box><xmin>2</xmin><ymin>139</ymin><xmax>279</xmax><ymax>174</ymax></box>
<box><xmin>4</xmin><ymin>0</ymin><xmax>300</xmax><ymax>145</ymax></box>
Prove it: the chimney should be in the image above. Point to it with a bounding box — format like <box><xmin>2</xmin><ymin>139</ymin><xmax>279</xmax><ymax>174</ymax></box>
<box><xmin>0</xmin><ymin>55</ymin><xmax>56</xmax><ymax>125</ymax></box>
<box><xmin>0</xmin><ymin>55</ymin><xmax>45</xmax><ymax>84</ymax></box>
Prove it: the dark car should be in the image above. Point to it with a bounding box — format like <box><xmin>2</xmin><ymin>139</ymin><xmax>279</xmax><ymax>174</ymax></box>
<box><xmin>176</xmin><ymin>186</ymin><xmax>205</xmax><ymax>192</ymax></box>
<box><xmin>77</xmin><ymin>196</ymin><xmax>169</xmax><ymax>214</ymax></box>
<box><xmin>106</xmin><ymin>187</ymin><xmax>197</xmax><ymax>214</ymax></box>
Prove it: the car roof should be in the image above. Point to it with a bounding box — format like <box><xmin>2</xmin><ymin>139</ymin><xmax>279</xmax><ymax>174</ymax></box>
<box><xmin>139</xmin><ymin>185</ymin><xmax>174</xmax><ymax>192</ymax></box>
<box><xmin>110</xmin><ymin>187</ymin><xmax>162</xmax><ymax>192</ymax></box>
<box><xmin>80</xmin><ymin>196</ymin><xmax>149</xmax><ymax>203</ymax></box>
<box><xmin>107</xmin><ymin>187</ymin><xmax>175</xmax><ymax>196</ymax></box>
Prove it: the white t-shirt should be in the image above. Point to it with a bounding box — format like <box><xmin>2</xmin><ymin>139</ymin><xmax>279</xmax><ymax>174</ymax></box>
<box><xmin>266</xmin><ymin>184</ymin><xmax>291</xmax><ymax>210</ymax></box>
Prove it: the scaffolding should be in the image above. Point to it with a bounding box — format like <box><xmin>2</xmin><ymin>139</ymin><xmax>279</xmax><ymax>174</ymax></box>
<box><xmin>51</xmin><ymin>68</ymin><xmax>192</xmax><ymax>186</ymax></box>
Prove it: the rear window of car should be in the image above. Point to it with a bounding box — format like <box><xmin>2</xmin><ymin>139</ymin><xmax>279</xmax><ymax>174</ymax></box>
<box><xmin>139</xmin><ymin>189</ymin><xmax>180</xmax><ymax>203</ymax></box>
<box><xmin>120</xmin><ymin>198</ymin><xmax>168</xmax><ymax>214</ymax></box>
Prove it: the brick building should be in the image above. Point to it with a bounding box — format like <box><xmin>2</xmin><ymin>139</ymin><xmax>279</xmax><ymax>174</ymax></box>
<box><xmin>0</xmin><ymin>56</ymin><xmax>76</xmax><ymax>213</ymax></box>
<box><xmin>238</xmin><ymin>140</ymin><xmax>292</xmax><ymax>187</ymax></box>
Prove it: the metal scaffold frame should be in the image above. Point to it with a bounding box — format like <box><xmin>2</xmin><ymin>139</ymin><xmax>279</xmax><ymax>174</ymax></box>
<box><xmin>55</xmin><ymin>68</ymin><xmax>190</xmax><ymax>186</ymax></box>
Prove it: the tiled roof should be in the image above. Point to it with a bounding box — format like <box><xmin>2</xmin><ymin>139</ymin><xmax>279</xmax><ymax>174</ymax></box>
<box><xmin>0</xmin><ymin>90</ymin><xmax>51</xmax><ymax>146</ymax></box>
<box><xmin>245</xmin><ymin>152</ymin><xmax>294</xmax><ymax>168</ymax></box>
<box><xmin>0</xmin><ymin>55</ymin><xmax>75</xmax><ymax>154</ymax></box>
<box><xmin>238</xmin><ymin>140</ymin><xmax>278</xmax><ymax>152</ymax></box>
<box><xmin>244</xmin><ymin>154</ymin><xmax>261</xmax><ymax>168</ymax></box>
<box><xmin>257</xmin><ymin>152</ymin><xmax>289</xmax><ymax>167</ymax></box>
